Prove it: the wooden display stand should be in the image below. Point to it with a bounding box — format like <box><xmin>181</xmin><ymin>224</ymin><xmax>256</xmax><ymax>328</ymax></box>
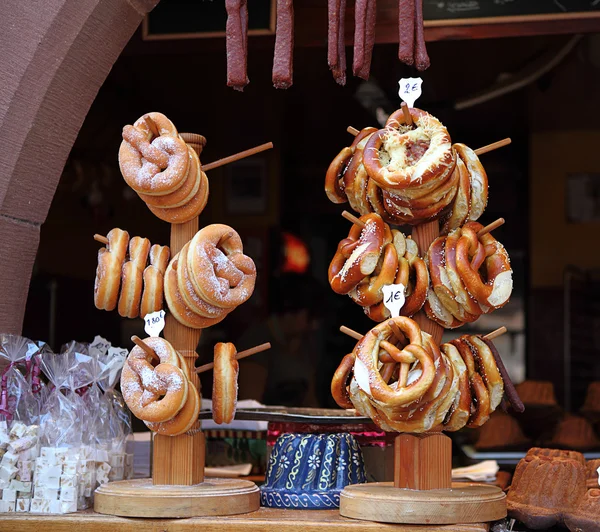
<box><xmin>339</xmin><ymin>220</ymin><xmax>507</xmax><ymax>526</ymax></box>
<box><xmin>95</xmin><ymin>135</ymin><xmax>262</xmax><ymax>518</ymax></box>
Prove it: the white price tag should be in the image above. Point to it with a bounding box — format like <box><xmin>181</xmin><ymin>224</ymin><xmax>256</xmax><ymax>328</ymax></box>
<box><xmin>144</xmin><ymin>310</ymin><xmax>165</xmax><ymax>337</ymax></box>
<box><xmin>597</xmin><ymin>465</ymin><xmax>600</xmax><ymax>487</ymax></box>
<box><xmin>89</xmin><ymin>335</ymin><xmax>111</xmax><ymax>357</ymax></box>
<box><xmin>398</xmin><ymin>77</ymin><xmax>423</xmax><ymax>108</ymax></box>
<box><xmin>382</xmin><ymin>283</ymin><xmax>406</xmax><ymax>318</ymax></box>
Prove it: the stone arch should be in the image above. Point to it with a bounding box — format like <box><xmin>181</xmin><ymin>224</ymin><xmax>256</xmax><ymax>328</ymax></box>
<box><xmin>0</xmin><ymin>0</ymin><xmax>159</xmax><ymax>333</ymax></box>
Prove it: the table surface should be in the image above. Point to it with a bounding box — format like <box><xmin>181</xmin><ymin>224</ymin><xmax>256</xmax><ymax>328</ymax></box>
<box><xmin>0</xmin><ymin>508</ymin><xmax>490</xmax><ymax>532</ymax></box>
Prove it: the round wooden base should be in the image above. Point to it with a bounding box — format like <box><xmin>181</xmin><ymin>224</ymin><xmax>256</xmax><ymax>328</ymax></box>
<box><xmin>94</xmin><ymin>477</ymin><xmax>260</xmax><ymax>518</ymax></box>
<box><xmin>339</xmin><ymin>482</ymin><xmax>506</xmax><ymax>525</ymax></box>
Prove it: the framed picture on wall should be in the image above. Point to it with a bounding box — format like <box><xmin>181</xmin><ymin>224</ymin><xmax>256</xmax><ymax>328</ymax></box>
<box><xmin>566</xmin><ymin>173</ymin><xmax>600</xmax><ymax>223</ymax></box>
<box><xmin>225</xmin><ymin>159</ymin><xmax>268</xmax><ymax>216</ymax></box>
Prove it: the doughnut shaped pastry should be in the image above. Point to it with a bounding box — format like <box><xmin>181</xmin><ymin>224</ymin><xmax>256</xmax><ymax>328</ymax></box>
<box><xmin>455</xmin><ymin>221</ymin><xmax>513</xmax><ymax>310</ymax></box>
<box><xmin>363</xmin><ymin>107</ymin><xmax>455</xmax><ymax>191</ymax></box>
<box><xmin>94</xmin><ymin>228</ymin><xmax>130</xmax><ymax>311</ymax></box>
<box><xmin>328</xmin><ymin>213</ymin><xmax>386</xmax><ymax>294</ymax></box>
<box><xmin>140</xmin><ymin>244</ymin><xmax>170</xmax><ymax>318</ymax></box>
<box><xmin>145</xmin><ymin>382</ymin><xmax>200</xmax><ymax>436</ymax></box>
<box><xmin>454</xmin><ymin>143</ymin><xmax>488</xmax><ymax>222</ymax></box>
<box><xmin>118</xmin><ymin>237</ymin><xmax>151</xmax><ymax>319</ymax></box>
<box><xmin>121</xmin><ymin>337</ymin><xmax>188</xmax><ymax>423</ymax></box>
<box><xmin>212</xmin><ymin>342</ymin><xmax>239</xmax><ymax>424</ymax></box>
<box><xmin>188</xmin><ymin>225</ymin><xmax>257</xmax><ymax>309</ymax></box>
<box><xmin>119</xmin><ymin>112</ymin><xmax>189</xmax><ymax>196</ymax></box>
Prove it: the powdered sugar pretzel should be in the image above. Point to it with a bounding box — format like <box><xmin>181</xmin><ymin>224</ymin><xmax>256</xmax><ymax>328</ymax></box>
<box><xmin>94</xmin><ymin>228</ymin><xmax>130</xmax><ymax>311</ymax></box>
<box><xmin>140</xmin><ymin>244</ymin><xmax>170</xmax><ymax>318</ymax></box>
<box><xmin>187</xmin><ymin>224</ymin><xmax>257</xmax><ymax>309</ymax></box>
<box><xmin>454</xmin><ymin>143</ymin><xmax>488</xmax><ymax>222</ymax></box>
<box><xmin>121</xmin><ymin>337</ymin><xmax>189</xmax><ymax>423</ymax></box>
<box><xmin>118</xmin><ymin>236</ymin><xmax>151</xmax><ymax>318</ymax></box>
<box><xmin>328</xmin><ymin>213</ymin><xmax>386</xmax><ymax>294</ymax></box>
<box><xmin>119</xmin><ymin>112</ymin><xmax>190</xmax><ymax>196</ymax></box>
<box><xmin>146</xmin><ymin>383</ymin><xmax>200</xmax><ymax>436</ymax></box>
<box><xmin>363</xmin><ymin>107</ymin><xmax>455</xmax><ymax>191</ymax></box>
<box><xmin>455</xmin><ymin>221</ymin><xmax>513</xmax><ymax>309</ymax></box>
<box><xmin>212</xmin><ymin>342</ymin><xmax>239</xmax><ymax>424</ymax></box>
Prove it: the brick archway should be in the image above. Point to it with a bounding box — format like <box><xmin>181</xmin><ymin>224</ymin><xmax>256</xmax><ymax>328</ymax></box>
<box><xmin>0</xmin><ymin>0</ymin><xmax>159</xmax><ymax>333</ymax></box>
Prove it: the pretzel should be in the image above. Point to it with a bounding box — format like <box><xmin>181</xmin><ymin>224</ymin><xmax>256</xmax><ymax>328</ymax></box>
<box><xmin>344</xmin><ymin>130</ymin><xmax>377</xmax><ymax>214</ymax></box>
<box><xmin>212</xmin><ymin>342</ymin><xmax>239</xmax><ymax>424</ymax></box>
<box><xmin>118</xmin><ymin>236</ymin><xmax>151</xmax><ymax>319</ymax></box>
<box><xmin>424</xmin><ymin>288</ymin><xmax>463</xmax><ymax>329</ymax></box>
<box><xmin>363</xmin><ymin>108</ymin><xmax>454</xmax><ymax>191</ymax></box>
<box><xmin>187</xmin><ymin>224</ymin><xmax>256</xmax><ymax>309</ymax></box>
<box><xmin>146</xmin><ymin>382</ymin><xmax>200</xmax><ymax>436</ymax></box>
<box><xmin>440</xmin><ymin>342</ymin><xmax>471</xmax><ymax>431</ymax></box>
<box><xmin>325</xmin><ymin>147</ymin><xmax>352</xmax><ymax>204</ymax></box>
<box><xmin>119</xmin><ymin>113</ymin><xmax>189</xmax><ymax>196</ymax></box>
<box><xmin>349</xmin><ymin>243</ymin><xmax>398</xmax><ymax>307</ymax></box>
<box><xmin>331</xmin><ymin>353</ymin><xmax>356</xmax><ymax>409</ymax></box>
<box><xmin>121</xmin><ymin>337</ymin><xmax>188</xmax><ymax>423</ymax></box>
<box><xmin>382</xmin><ymin>182</ymin><xmax>457</xmax><ymax>225</ymax></box>
<box><xmin>454</xmin><ymin>143</ymin><xmax>488</xmax><ymax>222</ymax></box>
<box><xmin>442</xmin><ymin>154</ymin><xmax>471</xmax><ymax>233</ymax></box>
<box><xmin>455</xmin><ymin>221</ymin><xmax>513</xmax><ymax>309</ymax></box>
<box><xmin>465</xmin><ymin>335</ymin><xmax>504</xmax><ymax>411</ymax></box>
<box><xmin>140</xmin><ymin>244</ymin><xmax>170</xmax><ymax>318</ymax></box>
<box><xmin>94</xmin><ymin>228</ymin><xmax>130</xmax><ymax>311</ymax></box>
<box><xmin>328</xmin><ymin>213</ymin><xmax>386</xmax><ymax>294</ymax></box>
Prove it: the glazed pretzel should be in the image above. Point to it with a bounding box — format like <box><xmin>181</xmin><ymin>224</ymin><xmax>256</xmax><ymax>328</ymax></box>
<box><xmin>328</xmin><ymin>213</ymin><xmax>386</xmax><ymax>294</ymax></box>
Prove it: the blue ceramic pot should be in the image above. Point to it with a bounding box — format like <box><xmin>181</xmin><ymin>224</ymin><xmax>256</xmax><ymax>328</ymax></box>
<box><xmin>260</xmin><ymin>432</ymin><xmax>366</xmax><ymax>509</ymax></box>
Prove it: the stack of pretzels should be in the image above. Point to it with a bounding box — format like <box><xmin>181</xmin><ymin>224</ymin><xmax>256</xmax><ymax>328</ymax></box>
<box><xmin>119</xmin><ymin>112</ymin><xmax>209</xmax><ymax>224</ymax></box>
<box><xmin>328</xmin><ymin>213</ymin><xmax>428</xmax><ymax>320</ymax></box>
<box><xmin>165</xmin><ymin>224</ymin><xmax>257</xmax><ymax>329</ymax></box>
<box><xmin>121</xmin><ymin>337</ymin><xmax>200</xmax><ymax>436</ymax></box>
<box><xmin>425</xmin><ymin>221</ymin><xmax>513</xmax><ymax>329</ymax></box>
<box><xmin>325</xmin><ymin>107</ymin><xmax>488</xmax><ymax>228</ymax></box>
<box><xmin>94</xmin><ymin>228</ymin><xmax>170</xmax><ymax>319</ymax></box>
<box><xmin>331</xmin><ymin>317</ymin><xmax>522</xmax><ymax>433</ymax></box>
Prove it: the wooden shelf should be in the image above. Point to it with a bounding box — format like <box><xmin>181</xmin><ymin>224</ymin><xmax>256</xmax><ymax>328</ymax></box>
<box><xmin>2</xmin><ymin>507</ymin><xmax>490</xmax><ymax>531</ymax></box>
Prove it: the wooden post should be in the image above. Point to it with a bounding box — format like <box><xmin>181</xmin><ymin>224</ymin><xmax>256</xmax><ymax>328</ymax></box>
<box><xmin>152</xmin><ymin>217</ymin><xmax>205</xmax><ymax>486</ymax></box>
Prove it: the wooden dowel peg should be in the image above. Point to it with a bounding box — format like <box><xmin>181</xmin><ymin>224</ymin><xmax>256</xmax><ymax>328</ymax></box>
<box><xmin>401</xmin><ymin>102</ymin><xmax>413</xmax><ymax>126</ymax></box>
<box><xmin>388</xmin><ymin>320</ymin><xmax>406</xmax><ymax>345</ymax></box>
<box><xmin>131</xmin><ymin>335</ymin><xmax>159</xmax><ymax>362</ymax></box>
<box><xmin>474</xmin><ymin>138</ymin><xmax>511</xmax><ymax>156</ymax></box>
<box><xmin>195</xmin><ymin>342</ymin><xmax>271</xmax><ymax>374</ymax></box>
<box><xmin>144</xmin><ymin>116</ymin><xmax>160</xmax><ymax>137</ymax></box>
<box><xmin>94</xmin><ymin>234</ymin><xmax>109</xmax><ymax>245</ymax></box>
<box><xmin>483</xmin><ymin>326</ymin><xmax>507</xmax><ymax>341</ymax></box>
<box><xmin>342</xmin><ymin>210</ymin><xmax>365</xmax><ymax>228</ymax></box>
<box><xmin>340</xmin><ymin>326</ymin><xmax>363</xmax><ymax>341</ymax></box>
<box><xmin>202</xmin><ymin>142</ymin><xmax>274</xmax><ymax>172</ymax></box>
<box><xmin>477</xmin><ymin>218</ymin><xmax>505</xmax><ymax>238</ymax></box>
<box><xmin>347</xmin><ymin>126</ymin><xmax>360</xmax><ymax>136</ymax></box>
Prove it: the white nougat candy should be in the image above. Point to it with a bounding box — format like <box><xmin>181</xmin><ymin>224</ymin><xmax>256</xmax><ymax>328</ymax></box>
<box><xmin>30</xmin><ymin>498</ymin><xmax>49</xmax><ymax>513</ymax></box>
<box><xmin>110</xmin><ymin>453</ymin><xmax>125</xmax><ymax>467</ymax></box>
<box><xmin>9</xmin><ymin>422</ymin><xmax>27</xmax><ymax>439</ymax></box>
<box><xmin>96</xmin><ymin>449</ymin><xmax>109</xmax><ymax>462</ymax></box>
<box><xmin>0</xmin><ymin>421</ymin><xmax>7</xmax><ymax>434</ymax></box>
<box><xmin>0</xmin><ymin>500</ymin><xmax>16</xmax><ymax>512</ymax></box>
<box><xmin>41</xmin><ymin>487</ymin><xmax>59</xmax><ymax>500</ymax></box>
<box><xmin>59</xmin><ymin>486</ymin><xmax>77</xmax><ymax>502</ymax></box>
<box><xmin>1</xmin><ymin>452</ymin><xmax>18</xmax><ymax>467</ymax></box>
<box><xmin>59</xmin><ymin>473</ymin><xmax>77</xmax><ymax>488</ymax></box>
<box><xmin>24</xmin><ymin>425</ymin><xmax>39</xmax><ymax>439</ymax></box>
<box><xmin>17</xmin><ymin>491</ymin><xmax>32</xmax><ymax>500</ymax></box>
<box><xmin>9</xmin><ymin>480</ymin><xmax>31</xmax><ymax>492</ymax></box>
<box><xmin>54</xmin><ymin>448</ymin><xmax>68</xmax><ymax>464</ymax></box>
<box><xmin>16</xmin><ymin>498</ymin><xmax>30</xmax><ymax>512</ymax></box>
<box><xmin>63</xmin><ymin>461</ymin><xmax>77</xmax><ymax>475</ymax></box>
<box><xmin>49</xmin><ymin>499</ymin><xmax>63</xmax><ymax>514</ymax></box>
<box><xmin>0</xmin><ymin>465</ymin><xmax>18</xmax><ymax>482</ymax></box>
<box><xmin>2</xmin><ymin>488</ymin><xmax>16</xmax><ymax>501</ymax></box>
<box><xmin>0</xmin><ymin>432</ymin><xmax>10</xmax><ymax>450</ymax></box>
<box><xmin>9</xmin><ymin>436</ymin><xmax>37</xmax><ymax>454</ymax></box>
<box><xmin>61</xmin><ymin>500</ymin><xmax>78</xmax><ymax>513</ymax></box>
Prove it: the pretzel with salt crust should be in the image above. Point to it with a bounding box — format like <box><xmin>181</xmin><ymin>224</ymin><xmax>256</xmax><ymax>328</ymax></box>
<box><xmin>121</xmin><ymin>337</ymin><xmax>188</xmax><ymax>423</ymax></box>
<box><xmin>440</xmin><ymin>342</ymin><xmax>471</xmax><ymax>431</ymax></box>
<box><xmin>455</xmin><ymin>221</ymin><xmax>513</xmax><ymax>309</ymax></box>
<box><xmin>94</xmin><ymin>228</ymin><xmax>130</xmax><ymax>311</ymax></box>
<box><xmin>344</xmin><ymin>130</ymin><xmax>377</xmax><ymax>215</ymax></box>
<box><xmin>363</xmin><ymin>107</ymin><xmax>455</xmax><ymax>191</ymax></box>
<box><xmin>349</xmin><ymin>243</ymin><xmax>398</xmax><ymax>307</ymax></box>
<box><xmin>331</xmin><ymin>353</ymin><xmax>357</xmax><ymax>409</ymax></box>
<box><xmin>442</xmin><ymin>154</ymin><xmax>471</xmax><ymax>233</ymax></box>
<box><xmin>328</xmin><ymin>213</ymin><xmax>386</xmax><ymax>294</ymax></box>
<box><xmin>119</xmin><ymin>112</ymin><xmax>189</xmax><ymax>196</ymax></box>
<box><xmin>187</xmin><ymin>224</ymin><xmax>256</xmax><ymax>309</ymax></box>
<box><xmin>212</xmin><ymin>342</ymin><xmax>239</xmax><ymax>424</ymax></box>
<box><xmin>118</xmin><ymin>236</ymin><xmax>151</xmax><ymax>319</ymax></box>
<box><xmin>140</xmin><ymin>244</ymin><xmax>170</xmax><ymax>318</ymax></box>
<box><xmin>454</xmin><ymin>143</ymin><xmax>488</xmax><ymax>222</ymax></box>
<box><xmin>465</xmin><ymin>335</ymin><xmax>504</xmax><ymax>412</ymax></box>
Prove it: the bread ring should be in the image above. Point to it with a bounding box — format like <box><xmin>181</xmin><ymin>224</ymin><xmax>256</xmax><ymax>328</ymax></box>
<box><xmin>424</xmin><ymin>289</ymin><xmax>463</xmax><ymax>329</ymax></box>
<box><xmin>164</xmin><ymin>256</ymin><xmax>229</xmax><ymax>329</ymax></box>
<box><xmin>188</xmin><ymin>225</ymin><xmax>257</xmax><ymax>309</ymax></box>
<box><xmin>454</xmin><ymin>143</ymin><xmax>488</xmax><ymax>222</ymax></box>
<box><xmin>440</xmin><ymin>342</ymin><xmax>471</xmax><ymax>431</ymax></box>
<box><xmin>349</xmin><ymin>243</ymin><xmax>398</xmax><ymax>307</ymax></box>
<box><xmin>118</xmin><ymin>236</ymin><xmax>151</xmax><ymax>319</ymax></box>
<box><xmin>344</xmin><ymin>132</ymin><xmax>376</xmax><ymax>215</ymax></box>
<box><xmin>212</xmin><ymin>342</ymin><xmax>239</xmax><ymax>424</ymax></box>
<box><xmin>442</xmin><ymin>154</ymin><xmax>471</xmax><ymax>234</ymax></box>
<box><xmin>140</xmin><ymin>244</ymin><xmax>170</xmax><ymax>318</ymax></box>
<box><xmin>145</xmin><ymin>382</ymin><xmax>200</xmax><ymax>436</ymax></box>
<box><xmin>465</xmin><ymin>335</ymin><xmax>504</xmax><ymax>412</ymax></box>
<box><xmin>94</xmin><ymin>228</ymin><xmax>130</xmax><ymax>311</ymax></box>
<box><xmin>455</xmin><ymin>222</ymin><xmax>513</xmax><ymax>309</ymax></box>
<box><xmin>121</xmin><ymin>337</ymin><xmax>188</xmax><ymax>423</ymax></box>
<box><xmin>328</xmin><ymin>213</ymin><xmax>386</xmax><ymax>294</ymax></box>
<box><xmin>119</xmin><ymin>113</ymin><xmax>189</xmax><ymax>196</ymax></box>
<box><xmin>363</xmin><ymin>108</ymin><xmax>454</xmax><ymax>190</ymax></box>
<box><xmin>147</xmin><ymin>168</ymin><xmax>209</xmax><ymax>224</ymax></box>
<box><xmin>325</xmin><ymin>147</ymin><xmax>352</xmax><ymax>204</ymax></box>
<box><xmin>331</xmin><ymin>353</ymin><xmax>356</xmax><ymax>409</ymax></box>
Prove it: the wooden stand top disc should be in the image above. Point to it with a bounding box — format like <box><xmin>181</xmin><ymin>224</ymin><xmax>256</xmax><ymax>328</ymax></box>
<box><xmin>340</xmin><ymin>482</ymin><xmax>506</xmax><ymax>525</ymax></box>
<box><xmin>94</xmin><ymin>477</ymin><xmax>260</xmax><ymax>518</ymax></box>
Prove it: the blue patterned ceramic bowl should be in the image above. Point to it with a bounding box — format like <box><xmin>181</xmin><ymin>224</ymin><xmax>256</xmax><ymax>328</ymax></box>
<box><xmin>260</xmin><ymin>432</ymin><xmax>366</xmax><ymax>509</ymax></box>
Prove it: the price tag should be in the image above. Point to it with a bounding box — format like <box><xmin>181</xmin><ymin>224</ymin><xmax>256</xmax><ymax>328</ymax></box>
<box><xmin>144</xmin><ymin>310</ymin><xmax>165</xmax><ymax>337</ymax></box>
<box><xmin>398</xmin><ymin>77</ymin><xmax>423</xmax><ymax>108</ymax></box>
<box><xmin>597</xmin><ymin>465</ymin><xmax>600</xmax><ymax>487</ymax></box>
<box><xmin>89</xmin><ymin>335</ymin><xmax>111</xmax><ymax>357</ymax></box>
<box><xmin>382</xmin><ymin>283</ymin><xmax>406</xmax><ymax>318</ymax></box>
